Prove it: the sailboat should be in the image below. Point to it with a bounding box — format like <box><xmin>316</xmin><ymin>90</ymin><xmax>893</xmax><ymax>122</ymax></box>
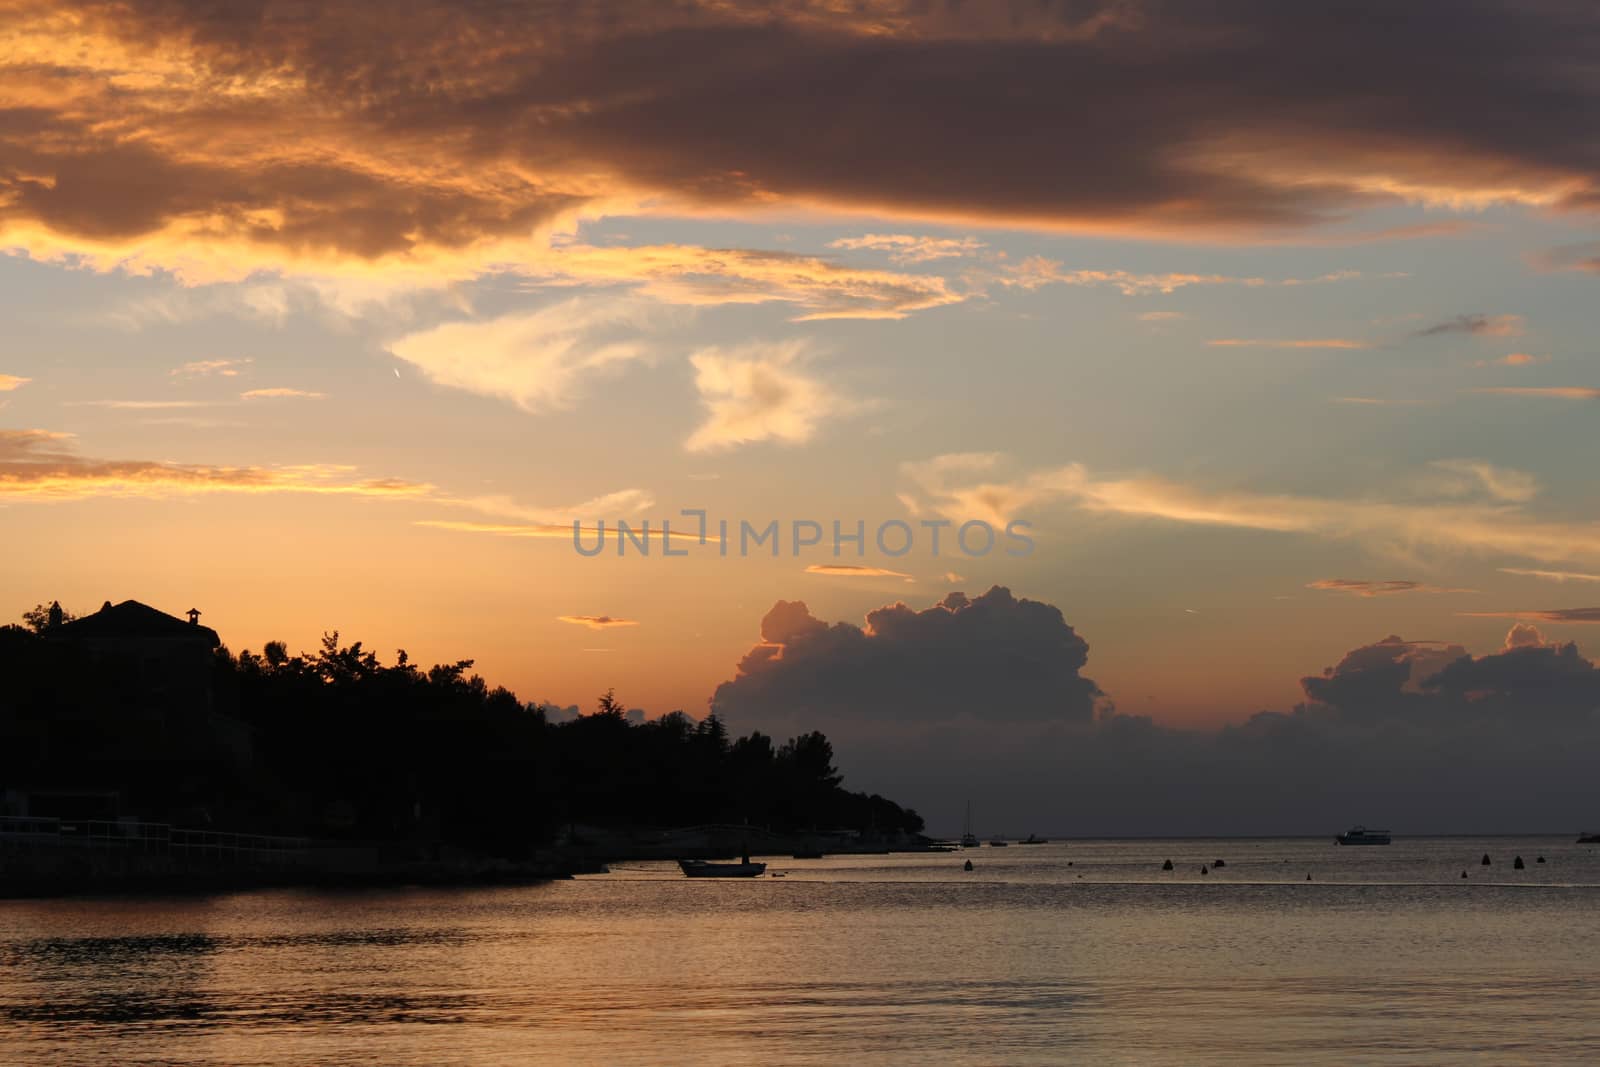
<box><xmin>960</xmin><ymin>801</ymin><xmax>979</xmax><ymax>848</ymax></box>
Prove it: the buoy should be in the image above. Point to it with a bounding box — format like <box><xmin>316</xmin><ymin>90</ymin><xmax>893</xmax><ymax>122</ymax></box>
<box><xmin>1461</xmin><ymin>870</ymin><xmax>1468</xmax><ymax>878</ymax></box>
<box><xmin>1213</xmin><ymin>859</ymin><xmax>1225</xmax><ymax>868</ymax></box>
<box><xmin>1162</xmin><ymin>859</ymin><xmax>1174</xmax><ymax>871</ymax></box>
<box><xmin>1067</xmin><ymin>861</ymin><xmax>1073</xmax><ymax>866</ymax></box>
<box><xmin>1306</xmin><ymin>873</ymin><xmax>1312</xmax><ymax>881</ymax></box>
<box><xmin>1514</xmin><ymin>855</ymin><xmax>1525</xmax><ymax>870</ymax></box>
<box><xmin>1482</xmin><ymin>853</ymin><xmax>1492</xmax><ymax>865</ymax></box>
<box><xmin>1537</xmin><ymin>856</ymin><xmax>1546</xmax><ymax>864</ymax></box>
<box><xmin>1201</xmin><ymin>865</ymin><xmax>1209</xmax><ymax>875</ymax></box>
<box><xmin>963</xmin><ymin>859</ymin><xmax>973</xmax><ymax>871</ymax></box>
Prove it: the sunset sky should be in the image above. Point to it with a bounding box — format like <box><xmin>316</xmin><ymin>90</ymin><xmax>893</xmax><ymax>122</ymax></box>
<box><xmin>5</xmin><ymin>1</ymin><xmax>1600</xmax><ymax>827</ymax></box>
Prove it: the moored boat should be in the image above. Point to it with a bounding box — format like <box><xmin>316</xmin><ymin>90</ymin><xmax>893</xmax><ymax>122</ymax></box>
<box><xmin>1578</xmin><ymin>832</ymin><xmax>1600</xmax><ymax>844</ymax></box>
<box><xmin>678</xmin><ymin>858</ymin><xmax>767</xmax><ymax>878</ymax></box>
<box><xmin>1335</xmin><ymin>825</ymin><xmax>1391</xmax><ymax>845</ymax></box>
<box><xmin>1019</xmin><ymin>834</ymin><xmax>1049</xmax><ymax>844</ymax></box>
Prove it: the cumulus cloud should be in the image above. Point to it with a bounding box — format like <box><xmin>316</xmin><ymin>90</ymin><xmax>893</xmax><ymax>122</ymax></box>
<box><xmin>710</xmin><ymin>587</ymin><xmax>1105</xmax><ymax>727</ymax></box>
<box><xmin>557</xmin><ymin>615</ymin><xmax>639</xmax><ymax>630</ymax></box>
<box><xmin>709</xmin><ymin>590</ymin><xmax>1600</xmax><ymax>835</ymax></box>
<box><xmin>685</xmin><ymin>341</ymin><xmax>846</xmax><ymax>452</ymax></box>
<box><xmin>0</xmin><ymin>428</ymin><xmax>428</xmax><ymax>500</ymax></box>
<box><xmin>5</xmin><ymin>0</ymin><xmax>1600</xmax><ymax>284</ymax></box>
<box><xmin>1417</xmin><ymin>313</ymin><xmax>1524</xmax><ymax>337</ymax></box>
<box><xmin>388</xmin><ymin>296</ymin><xmax>678</xmax><ymax>413</ymax></box>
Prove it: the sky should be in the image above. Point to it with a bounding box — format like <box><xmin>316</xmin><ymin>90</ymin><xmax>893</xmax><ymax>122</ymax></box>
<box><xmin>4</xmin><ymin>0</ymin><xmax>1600</xmax><ymax>833</ymax></box>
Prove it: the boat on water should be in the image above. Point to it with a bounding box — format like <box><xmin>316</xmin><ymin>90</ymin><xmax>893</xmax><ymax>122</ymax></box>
<box><xmin>960</xmin><ymin>801</ymin><xmax>980</xmax><ymax>848</ymax></box>
<box><xmin>988</xmin><ymin>838</ymin><xmax>1009</xmax><ymax>847</ymax></box>
<box><xmin>678</xmin><ymin>858</ymin><xmax>767</xmax><ymax>878</ymax></box>
<box><xmin>1335</xmin><ymin>825</ymin><xmax>1391</xmax><ymax>846</ymax></box>
<box><xmin>1578</xmin><ymin>832</ymin><xmax>1600</xmax><ymax>844</ymax></box>
<box><xmin>1018</xmin><ymin>834</ymin><xmax>1049</xmax><ymax>844</ymax></box>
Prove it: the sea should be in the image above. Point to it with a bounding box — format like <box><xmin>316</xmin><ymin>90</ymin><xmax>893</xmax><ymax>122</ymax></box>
<box><xmin>3</xmin><ymin>836</ymin><xmax>1599</xmax><ymax>1065</ymax></box>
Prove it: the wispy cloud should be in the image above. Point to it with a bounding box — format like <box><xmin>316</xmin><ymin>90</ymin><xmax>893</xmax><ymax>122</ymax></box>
<box><xmin>1427</xmin><ymin>459</ymin><xmax>1539</xmax><ymax>504</ymax></box>
<box><xmin>241</xmin><ymin>387</ymin><xmax>326</xmax><ymax>400</ymax></box>
<box><xmin>829</xmin><ymin>234</ymin><xmax>985</xmax><ymax>264</ymax></box>
<box><xmin>901</xmin><ymin>452</ymin><xmax>1600</xmax><ymax>567</ymax></box>
<box><xmin>69</xmin><ymin>400</ymin><xmax>217</xmax><ymax>410</ymax></box>
<box><xmin>1475</xmin><ymin>352</ymin><xmax>1547</xmax><ymax>368</ymax></box>
<box><xmin>1207</xmin><ymin>338</ymin><xmax>1371</xmax><ymax>349</ymax></box>
<box><xmin>1417</xmin><ymin>313</ymin><xmax>1523</xmax><ymax>337</ymax></box>
<box><xmin>1003</xmin><ymin>260</ymin><xmax>1382</xmax><ymax>297</ymax></box>
<box><xmin>557</xmin><ymin>615</ymin><xmax>640</xmax><ymax>630</ymax></box>
<box><xmin>1138</xmin><ymin>311</ymin><xmax>1185</xmax><ymax>322</ymax></box>
<box><xmin>0</xmin><ymin>375</ymin><xmax>30</xmax><ymax>392</ymax></box>
<box><xmin>0</xmin><ymin>429</ymin><xmax>428</xmax><ymax>501</ymax></box>
<box><xmin>173</xmin><ymin>359</ymin><xmax>251</xmax><ymax>378</ymax></box>
<box><xmin>805</xmin><ymin>564</ymin><xmax>913</xmax><ymax>578</ymax></box>
<box><xmin>1473</xmin><ymin>386</ymin><xmax>1600</xmax><ymax>400</ymax></box>
<box><xmin>686</xmin><ymin>341</ymin><xmax>847</xmax><ymax>453</ymax></box>
<box><xmin>1307</xmin><ymin>579</ymin><xmax>1474</xmax><ymax>598</ymax></box>
<box><xmin>1460</xmin><ymin>608</ymin><xmax>1600</xmax><ymax>624</ymax></box>
<box><xmin>1499</xmin><ymin>568</ymin><xmax>1600</xmax><ymax>584</ymax></box>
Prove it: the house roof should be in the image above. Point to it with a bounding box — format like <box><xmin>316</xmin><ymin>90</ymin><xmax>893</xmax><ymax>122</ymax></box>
<box><xmin>55</xmin><ymin>600</ymin><xmax>221</xmax><ymax>648</ymax></box>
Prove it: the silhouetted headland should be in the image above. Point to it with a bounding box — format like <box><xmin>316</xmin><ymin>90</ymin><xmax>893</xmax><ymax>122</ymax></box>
<box><xmin>0</xmin><ymin>599</ymin><xmax>926</xmax><ymax>897</ymax></box>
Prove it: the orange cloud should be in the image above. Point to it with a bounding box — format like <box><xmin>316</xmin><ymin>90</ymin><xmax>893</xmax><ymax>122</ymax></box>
<box><xmin>1207</xmin><ymin>338</ymin><xmax>1371</xmax><ymax>349</ymax></box>
<box><xmin>3</xmin><ymin>1</ymin><xmax>1598</xmax><ymax>283</ymax></box>
<box><xmin>1474</xmin><ymin>387</ymin><xmax>1600</xmax><ymax>399</ymax></box>
<box><xmin>1499</xmin><ymin>568</ymin><xmax>1600</xmax><ymax>584</ymax></box>
<box><xmin>1307</xmin><ymin>579</ymin><xmax>1474</xmax><ymax>598</ymax></box>
<box><xmin>0</xmin><ymin>428</ymin><xmax>429</xmax><ymax>501</ymax></box>
<box><xmin>557</xmin><ymin>615</ymin><xmax>640</xmax><ymax>630</ymax></box>
<box><xmin>1475</xmin><ymin>352</ymin><xmax>1547</xmax><ymax>368</ymax></box>
<box><xmin>0</xmin><ymin>374</ymin><xmax>30</xmax><ymax>391</ymax></box>
<box><xmin>241</xmin><ymin>387</ymin><xmax>325</xmax><ymax>400</ymax></box>
<box><xmin>1460</xmin><ymin>608</ymin><xmax>1600</xmax><ymax>625</ymax></box>
<box><xmin>805</xmin><ymin>564</ymin><xmax>913</xmax><ymax>578</ymax></box>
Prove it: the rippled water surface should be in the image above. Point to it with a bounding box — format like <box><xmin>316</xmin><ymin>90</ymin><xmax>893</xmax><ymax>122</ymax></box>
<box><xmin>4</xmin><ymin>837</ymin><xmax>1600</xmax><ymax>1065</ymax></box>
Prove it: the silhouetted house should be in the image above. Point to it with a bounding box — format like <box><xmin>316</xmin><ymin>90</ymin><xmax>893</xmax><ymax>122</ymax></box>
<box><xmin>49</xmin><ymin>600</ymin><xmax>221</xmax><ymax>721</ymax></box>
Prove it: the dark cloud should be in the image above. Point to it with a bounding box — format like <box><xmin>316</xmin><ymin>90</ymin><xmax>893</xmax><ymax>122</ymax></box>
<box><xmin>709</xmin><ymin>590</ymin><xmax>1600</xmax><ymax>835</ymax></box>
<box><xmin>710</xmin><ymin>586</ymin><xmax>1104</xmax><ymax>726</ymax></box>
<box><xmin>4</xmin><ymin>0</ymin><xmax>1600</xmax><ymax>270</ymax></box>
<box><xmin>1461</xmin><ymin>607</ymin><xmax>1600</xmax><ymax>624</ymax></box>
<box><xmin>1416</xmin><ymin>314</ymin><xmax>1524</xmax><ymax>337</ymax></box>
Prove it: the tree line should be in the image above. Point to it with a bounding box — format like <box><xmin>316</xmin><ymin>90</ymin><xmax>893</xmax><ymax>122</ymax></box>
<box><xmin>1</xmin><ymin>606</ymin><xmax>923</xmax><ymax>857</ymax></box>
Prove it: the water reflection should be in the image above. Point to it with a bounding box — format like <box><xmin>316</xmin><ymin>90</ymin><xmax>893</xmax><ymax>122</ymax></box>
<box><xmin>1</xmin><ymin>839</ymin><xmax>1598</xmax><ymax>1065</ymax></box>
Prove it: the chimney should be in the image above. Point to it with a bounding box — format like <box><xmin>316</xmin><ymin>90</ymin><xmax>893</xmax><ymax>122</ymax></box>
<box><xmin>187</xmin><ymin>608</ymin><xmax>201</xmax><ymax>626</ymax></box>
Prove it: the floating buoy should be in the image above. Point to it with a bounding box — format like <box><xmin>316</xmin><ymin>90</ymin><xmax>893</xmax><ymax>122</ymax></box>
<box><xmin>1067</xmin><ymin>861</ymin><xmax>1073</xmax><ymax>866</ymax></box>
<box><xmin>1201</xmin><ymin>865</ymin><xmax>1208</xmax><ymax>875</ymax></box>
<box><xmin>1461</xmin><ymin>870</ymin><xmax>1468</xmax><ymax>878</ymax></box>
<box><xmin>1306</xmin><ymin>873</ymin><xmax>1312</xmax><ymax>881</ymax></box>
<box><xmin>1537</xmin><ymin>856</ymin><xmax>1546</xmax><ymax>864</ymax></box>
<box><xmin>1162</xmin><ymin>859</ymin><xmax>1174</xmax><ymax>871</ymax></box>
<box><xmin>963</xmin><ymin>859</ymin><xmax>974</xmax><ymax>871</ymax></box>
<box><xmin>1213</xmin><ymin>859</ymin><xmax>1226</xmax><ymax>868</ymax></box>
<box><xmin>1514</xmin><ymin>855</ymin><xmax>1525</xmax><ymax>870</ymax></box>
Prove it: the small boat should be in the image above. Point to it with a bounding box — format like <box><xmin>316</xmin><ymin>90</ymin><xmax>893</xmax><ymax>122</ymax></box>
<box><xmin>1018</xmin><ymin>834</ymin><xmax>1049</xmax><ymax>844</ymax></box>
<box><xmin>1335</xmin><ymin>825</ymin><xmax>1391</xmax><ymax>846</ymax></box>
<box><xmin>678</xmin><ymin>859</ymin><xmax>766</xmax><ymax>878</ymax></box>
<box><xmin>960</xmin><ymin>801</ymin><xmax>980</xmax><ymax>848</ymax></box>
<box><xmin>987</xmin><ymin>838</ymin><xmax>1009</xmax><ymax>847</ymax></box>
<box><xmin>1577</xmin><ymin>832</ymin><xmax>1600</xmax><ymax>844</ymax></box>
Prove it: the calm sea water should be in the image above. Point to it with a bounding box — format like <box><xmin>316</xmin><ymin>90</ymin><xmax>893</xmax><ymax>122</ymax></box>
<box><xmin>3</xmin><ymin>837</ymin><xmax>1599</xmax><ymax>1065</ymax></box>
